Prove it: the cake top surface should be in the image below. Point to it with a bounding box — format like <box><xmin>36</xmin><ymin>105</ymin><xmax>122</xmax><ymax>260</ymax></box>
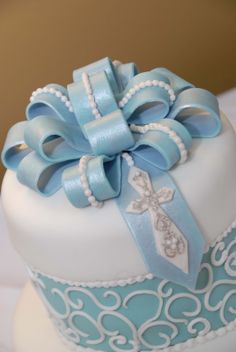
<box><xmin>1</xmin><ymin>57</ymin><xmax>227</xmax><ymax>289</ymax></box>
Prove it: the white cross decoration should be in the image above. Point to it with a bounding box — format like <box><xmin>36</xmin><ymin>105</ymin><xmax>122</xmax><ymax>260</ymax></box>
<box><xmin>126</xmin><ymin>166</ymin><xmax>189</xmax><ymax>274</ymax></box>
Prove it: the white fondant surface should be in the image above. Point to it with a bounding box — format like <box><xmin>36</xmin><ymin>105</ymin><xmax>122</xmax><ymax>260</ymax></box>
<box><xmin>2</xmin><ymin>113</ymin><xmax>236</xmax><ymax>282</ymax></box>
<box><xmin>14</xmin><ymin>282</ymin><xmax>236</xmax><ymax>352</ymax></box>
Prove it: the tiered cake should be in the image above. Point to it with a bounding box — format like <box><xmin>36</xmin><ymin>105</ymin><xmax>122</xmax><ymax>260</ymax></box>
<box><xmin>1</xmin><ymin>58</ymin><xmax>236</xmax><ymax>352</ymax></box>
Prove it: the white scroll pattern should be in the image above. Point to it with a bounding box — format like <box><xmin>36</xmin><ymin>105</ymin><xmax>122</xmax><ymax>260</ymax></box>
<box><xmin>29</xmin><ymin>229</ymin><xmax>236</xmax><ymax>351</ymax></box>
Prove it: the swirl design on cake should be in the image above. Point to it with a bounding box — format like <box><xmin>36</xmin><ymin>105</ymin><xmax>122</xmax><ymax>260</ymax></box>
<box><xmin>28</xmin><ymin>228</ymin><xmax>236</xmax><ymax>352</ymax></box>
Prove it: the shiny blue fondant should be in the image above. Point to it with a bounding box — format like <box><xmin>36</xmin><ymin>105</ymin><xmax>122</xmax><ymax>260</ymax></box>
<box><xmin>168</xmin><ymin>88</ymin><xmax>221</xmax><ymax>137</ymax></box>
<box><xmin>63</xmin><ymin>155</ymin><xmax>121</xmax><ymax>208</ymax></box>
<box><xmin>30</xmin><ymin>228</ymin><xmax>236</xmax><ymax>352</ymax></box>
<box><xmin>26</xmin><ymin>84</ymin><xmax>76</xmax><ymax>124</ymax></box>
<box><xmin>73</xmin><ymin>57</ymin><xmax>122</xmax><ymax>94</ymax></box>
<box><xmin>84</xmin><ymin>110</ymin><xmax>134</xmax><ymax>156</ymax></box>
<box><xmin>115</xmin><ymin>61</ymin><xmax>139</xmax><ymax>89</ymax></box>
<box><xmin>151</xmin><ymin>67</ymin><xmax>194</xmax><ymax>94</ymax></box>
<box><xmin>69</xmin><ymin>70</ymin><xmax>119</xmax><ymax>131</ymax></box>
<box><xmin>1</xmin><ymin>58</ymin><xmax>221</xmax><ymax>288</ymax></box>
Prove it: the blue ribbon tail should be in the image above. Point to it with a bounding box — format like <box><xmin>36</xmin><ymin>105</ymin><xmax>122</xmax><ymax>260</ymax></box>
<box><xmin>116</xmin><ymin>155</ymin><xmax>205</xmax><ymax>289</ymax></box>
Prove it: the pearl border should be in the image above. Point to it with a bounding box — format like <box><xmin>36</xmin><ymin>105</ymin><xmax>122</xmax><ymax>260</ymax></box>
<box><xmin>205</xmin><ymin>217</ymin><xmax>236</xmax><ymax>252</ymax></box>
<box><xmin>27</xmin><ymin>216</ymin><xmax>236</xmax><ymax>289</ymax></box>
<box><xmin>130</xmin><ymin>123</ymin><xmax>188</xmax><ymax>163</ymax></box>
<box><xmin>119</xmin><ymin>80</ymin><xmax>176</xmax><ymax>108</ymax></box>
<box><xmin>82</xmin><ymin>72</ymin><xmax>102</xmax><ymax>119</ymax></box>
<box><xmin>30</xmin><ymin>86</ymin><xmax>74</xmax><ymax>113</ymax></box>
<box><xmin>78</xmin><ymin>156</ymin><xmax>103</xmax><ymax>208</ymax></box>
<box><xmin>122</xmin><ymin>152</ymin><xmax>135</xmax><ymax>167</ymax></box>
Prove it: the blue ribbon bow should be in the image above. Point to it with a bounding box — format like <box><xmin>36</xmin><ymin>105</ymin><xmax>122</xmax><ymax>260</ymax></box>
<box><xmin>2</xmin><ymin>57</ymin><xmax>220</xmax><ymax>207</ymax></box>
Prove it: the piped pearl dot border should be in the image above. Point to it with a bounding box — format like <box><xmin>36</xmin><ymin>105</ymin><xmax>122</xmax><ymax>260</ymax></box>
<box><xmin>130</xmin><ymin>123</ymin><xmax>188</xmax><ymax>163</ymax></box>
<box><xmin>122</xmin><ymin>152</ymin><xmax>135</xmax><ymax>168</ymax></box>
<box><xmin>78</xmin><ymin>156</ymin><xmax>103</xmax><ymax>208</ymax></box>
<box><xmin>82</xmin><ymin>72</ymin><xmax>102</xmax><ymax>120</ymax></box>
<box><xmin>30</xmin><ymin>86</ymin><xmax>74</xmax><ymax>113</ymax></box>
<box><xmin>119</xmin><ymin>80</ymin><xmax>176</xmax><ymax>108</ymax></box>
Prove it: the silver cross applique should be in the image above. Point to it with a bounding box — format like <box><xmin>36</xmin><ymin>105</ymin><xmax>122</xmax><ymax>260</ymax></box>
<box><xmin>127</xmin><ymin>166</ymin><xmax>189</xmax><ymax>274</ymax></box>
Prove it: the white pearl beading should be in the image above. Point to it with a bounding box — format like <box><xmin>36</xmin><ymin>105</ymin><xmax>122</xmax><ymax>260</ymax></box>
<box><xmin>82</xmin><ymin>72</ymin><xmax>102</xmax><ymax>120</ymax></box>
<box><xmin>130</xmin><ymin>122</ymin><xmax>188</xmax><ymax>164</ymax></box>
<box><xmin>122</xmin><ymin>152</ymin><xmax>135</xmax><ymax>167</ymax></box>
<box><xmin>205</xmin><ymin>217</ymin><xmax>236</xmax><ymax>253</ymax></box>
<box><xmin>119</xmin><ymin>80</ymin><xmax>176</xmax><ymax>108</ymax></box>
<box><xmin>28</xmin><ymin>266</ymin><xmax>154</xmax><ymax>289</ymax></box>
<box><xmin>78</xmin><ymin>156</ymin><xmax>103</xmax><ymax>208</ymax></box>
<box><xmin>30</xmin><ymin>86</ymin><xmax>74</xmax><ymax>113</ymax></box>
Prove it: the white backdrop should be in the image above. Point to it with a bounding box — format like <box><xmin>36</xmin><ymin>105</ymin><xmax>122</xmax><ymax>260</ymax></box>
<box><xmin>0</xmin><ymin>88</ymin><xmax>235</xmax><ymax>351</ymax></box>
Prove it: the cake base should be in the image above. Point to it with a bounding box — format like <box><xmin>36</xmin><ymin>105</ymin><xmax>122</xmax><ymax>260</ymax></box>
<box><xmin>13</xmin><ymin>282</ymin><xmax>236</xmax><ymax>352</ymax></box>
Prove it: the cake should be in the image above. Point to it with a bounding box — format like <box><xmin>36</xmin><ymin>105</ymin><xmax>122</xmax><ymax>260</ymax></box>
<box><xmin>1</xmin><ymin>57</ymin><xmax>236</xmax><ymax>352</ymax></box>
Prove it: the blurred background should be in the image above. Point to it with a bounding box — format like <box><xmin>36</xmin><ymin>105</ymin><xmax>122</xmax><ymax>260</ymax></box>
<box><xmin>0</xmin><ymin>0</ymin><xmax>236</xmax><ymax>182</ymax></box>
<box><xmin>0</xmin><ymin>2</ymin><xmax>236</xmax><ymax>350</ymax></box>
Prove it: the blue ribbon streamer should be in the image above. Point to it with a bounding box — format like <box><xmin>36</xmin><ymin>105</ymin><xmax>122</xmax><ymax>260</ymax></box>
<box><xmin>1</xmin><ymin>57</ymin><xmax>221</xmax><ymax>288</ymax></box>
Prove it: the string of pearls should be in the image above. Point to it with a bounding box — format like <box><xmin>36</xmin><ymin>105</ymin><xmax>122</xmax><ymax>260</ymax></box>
<box><xmin>82</xmin><ymin>72</ymin><xmax>102</xmax><ymax>120</ymax></box>
<box><xmin>119</xmin><ymin>80</ymin><xmax>176</xmax><ymax>108</ymax></box>
<box><xmin>130</xmin><ymin>123</ymin><xmax>188</xmax><ymax>164</ymax></box>
<box><xmin>30</xmin><ymin>86</ymin><xmax>74</xmax><ymax>113</ymax></box>
<box><xmin>122</xmin><ymin>152</ymin><xmax>135</xmax><ymax>167</ymax></box>
<box><xmin>78</xmin><ymin>156</ymin><xmax>103</xmax><ymax>208</ymax></box>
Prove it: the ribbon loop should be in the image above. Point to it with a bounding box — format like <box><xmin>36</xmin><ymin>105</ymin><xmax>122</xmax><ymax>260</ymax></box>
<box><xmin>68</xmin><ymin>70</ymin><xmax>118</xmax><ymax>129</ymax></box>
<box><xmin>131</xmin><ymin>119</ymin><xmax>192</xmax><ymax>170</ymax></box>
<box><xmin>73</xmin><ymin>57</ymin><xmax>122</xmax><ymax>94</ymax></box>
<box><xmin>26</xmin><ymin>84</ymin><xmax>76</xmax><ymax>124</ymax></box>
<box><xmin>152</xmin><ymin>68</ymin><xmax>194</xmax><ymax>94</ymax></box>
<box><xmin>114</xmin><ymin>61</ymin><xmax>139</xmax><ymax>89</ymax></box>
<box><xmin>17</xmin><ymin>151</ymin><xmax>73</xmax><ymax>196</ymax></box>
<box><xmin>120</xmin><ymin>71</ymin><xmax>172</xmax><ymax>124</ymax></box>
<box><xmin>62</xmin><ymin>155</ymin><xmax>121</xmax><ymax>207</ymax></box>
<box><xmin>1</xmin><ymin>121</ymin><xmax>30</xmax><ymax>170</ymax></box>
<box><xmin>169</xmin><ymin>88</ymin><xmax>221</xmax><ymax>137</ymax></box>
<box><xmin>24</xmin><ymin>115</ymin><xmax>90</xmax><ymax>163</ymax></box>
<box><xmin>84</xmin><ymin>110</ymin><xmax>135</xmax><ymax>156</ymax></box>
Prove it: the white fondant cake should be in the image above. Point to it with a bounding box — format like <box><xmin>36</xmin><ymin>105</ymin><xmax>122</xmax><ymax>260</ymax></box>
<box><xmin>1</xmin><ymin>58</ymin><xmax>236</xmax><ymax>352</ymax></box>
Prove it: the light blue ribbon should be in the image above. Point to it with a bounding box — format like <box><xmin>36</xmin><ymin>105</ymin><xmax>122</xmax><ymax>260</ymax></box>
<box><xmin>1</xmin><ymin>58</ymin><xmax>221</xmax><ymax>288</ymax></box>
